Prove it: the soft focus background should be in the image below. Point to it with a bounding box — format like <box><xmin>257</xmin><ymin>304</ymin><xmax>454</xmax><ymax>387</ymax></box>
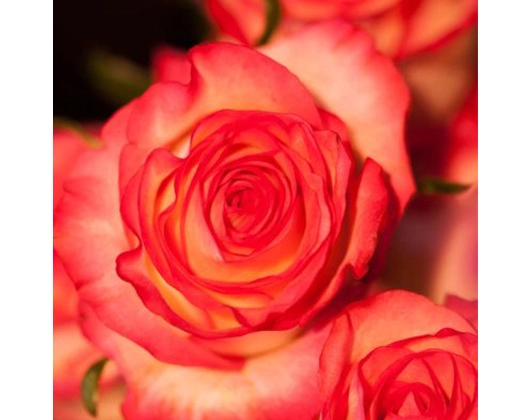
<box><xmin>54</xmin><ymin>0</ymin><xmax>209</xmax><ymax>120</ymax></box>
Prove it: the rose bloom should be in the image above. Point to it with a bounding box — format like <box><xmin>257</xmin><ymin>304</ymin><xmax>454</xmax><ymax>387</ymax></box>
<box><xmin>54</xmin><ymin>127</ymin><xmax>124</xmax><ymax>420</ymax></box>
<box><xmin>205</xmin><ymin>0</ymin><xmax>477</xmax><ymax>58</ymax></box>
<box><xmin>54</xmin><ymin>21</ymin><xmax>414</xmax><ymax>417</ymax></box>
<box><xmin>320</xmin><ymin>290</ymin><xmax>477</xmax><ymax>419</ymax></box>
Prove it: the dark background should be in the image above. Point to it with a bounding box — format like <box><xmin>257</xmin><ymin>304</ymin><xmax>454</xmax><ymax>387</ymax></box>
<box><xmin>54</xmin><ymin>0</ymin><xmax>210</xmax><ymax>121</ymax></box>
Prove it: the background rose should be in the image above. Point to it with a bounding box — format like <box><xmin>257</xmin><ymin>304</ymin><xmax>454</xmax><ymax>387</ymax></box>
<box><xmin>54</xmin><ymin>126</ymin><xmax>123</xmax><ymax>420</ymax></box>
<box><xmin>54</xmin><ymin>126</ymin><xmax>105</xmax><ymax>398</ymax></box>
<box><xmin>205</xmin><ymin>0</ymin><xmax>477</xmax><ymax>58</ymax></box>
<box><xmin>320</xmin><ymin>290</ymin><xmax>477</xmax><ymax>419</ymax></box>
<box><xmin>378</xmin><ymin>80</ymin><xmax>477</xmax><ymax>302</ymax></box>
<box><xmin>406</xmin><ymin>80</ymin><xmax>478</xmax><ymax>186</ymax></box>
<box><xmin>381</xmin><ymin>188</ymin><xmax>478</xmax><ymax>302</ymax></box>
<box><xmin>369</xmin><ymin>55</ymin><xmax>477</xmax><ymax>302</ymax></box>
<box><xmin>54</xmin><ymin>22</ymin><xmax>414</xmax><ymax>418</ymax></box>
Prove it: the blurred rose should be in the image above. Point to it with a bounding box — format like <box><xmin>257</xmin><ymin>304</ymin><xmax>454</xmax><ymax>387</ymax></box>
<box><xmin>54</xmin><ymin>126</ymin><xmax>104</xmax><ymax>398</ymax></box>
<box><xmin>380</xmin><ymin>79</ymin><xmax>477</xmax><ymax>302</ymax></box>
<box><xmin>407</xmin><ymin>77</ymin><xmax>478</xmax><ymax>185</ymax></box>
<box><xmin>444</xmin><ymin>83</ymin><xmax>478</xmax><ymax>184</ymax></box>
<box><xmin>402</xmin><ymin>27</ymin><xmax>477</xmax><ymax>127</ymax></box>
<box><xmin>54</xmin><ymin>22</ymin><xmax>414</xmax><ymax>418</ymax></box>
<box><xmin>205</xmin><ymin>0</ymin><xmax>477</xmax><ymax>58</ymax></box>
<box><xmin>381</xmin><ymin>187</ymin><xmax>477</xmax><ymax>302</ymax></box>
<box><xmin>320</xmin><ymin>290</ymin><xmax>477</xmax><ymax>419</ymax></box>
<box><xmin>54</xmin><ymin>126</ymin><xmax>123</xmax><ymax>419</ymax></box>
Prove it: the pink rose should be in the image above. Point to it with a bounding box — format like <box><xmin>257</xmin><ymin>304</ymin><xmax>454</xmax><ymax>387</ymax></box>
<box><xmin>54</xmin><ymin>22</ymin><xmax>414</xmax><ymax>418</ymax></box>
<box><xmin>320</xmin><ymin>290</ymin><xmax>477</xmax><ymax>419</ymax></box>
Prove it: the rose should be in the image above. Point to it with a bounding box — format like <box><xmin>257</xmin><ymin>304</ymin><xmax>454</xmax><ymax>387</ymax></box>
<box><xmin>205</xmin><ymin>0</ymin><xmax>478</xmax><ymax>58</ymax></box>
<box><xmin>319</xmin><ymin>290</ymin><xmax>478</xmax><ymax>419</ymax></box>
<box><xmin>54</xmin><ymin>22</ymin><xmax>414</xmax><ymax>417</ymax></box>
<box><xmin>119</xmin><ymin>108</ymin><xmax>367</xmax><ymax>339</ymax></box>
<box><xmin>55</xmin><ymin>20</ymin><xmax>414</xmax><ymax>359</ymax></box>
<box><xmin>51</xmin><ymin>117</ymin><xmax>336</xmax><ymax>418</ymax></box>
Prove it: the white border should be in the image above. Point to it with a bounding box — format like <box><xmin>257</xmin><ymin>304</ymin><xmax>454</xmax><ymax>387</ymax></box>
<box><xmin>479</xmin><ymin>0</ymin><xmax>530</xmax><ymax>417</ymax></box>
<box><xmin>0</xmin><ymin>0</ymin><xmax>52</xmax><ymax>417</ymax></box>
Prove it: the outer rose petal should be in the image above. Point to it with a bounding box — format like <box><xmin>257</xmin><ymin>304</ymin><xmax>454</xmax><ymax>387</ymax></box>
<box><xmin>54</xmin><ymin>125</ymin><xmax>120</xmax><ymax>402</ymax></box>
<box><xmin>54</xmin><ymin>125</ymin><xmax>99</xmax><ymax>209</ymax></box>
<box><xmin>128</xmin><ymin>42</ymin><xmax>321</xmax><ymax>151</ymax></box>
<box><xmin>54</xmin><ymin>105</ymin><xmax>240</xmax><ymax>369</ymax></box>
<box><xmin>445</xmin><ymin>295</ymin><xmax>478</xmax><ymax>331</ymax></box>
<box><xmin>343</xmin><ymin>290</ymin><xmax>475</xmax><ymax>361</ymax></box>
<box><xmin>152</xmin><ymin>46</ymin><xmax>192</xmax><ymax>84</ymax></box>
<box><xmin>121</xmin><ymin>42</ymin><xmax>322</xmax><ymax>192</ymax></box>
<box><xmin>261</xmin><ymin>21</ymin><xmax>415</xmax><ymax>214</ymax></box>
<box><xmin>81</xmin><ymin>303</ymin><xmax>329</xmax><ymax>420</ymax></box>
<box><xmin>53</xmin><ymin>251</ymin><xmax>78</xmax><ymax>324</ymax></box>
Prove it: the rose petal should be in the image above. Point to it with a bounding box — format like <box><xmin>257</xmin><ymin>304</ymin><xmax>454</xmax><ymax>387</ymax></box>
<box><xmin>444</xmin><ymin>295</ymin><xmax>478</xmax><ymax>331</ymax></box>
<box><xmin>152</xmin><ymin>45</ymin><xmax>192</xmax><ymax>84</ymax></box>
<box><xmin>82</xmin><ymin>303</ymin><xmax>329</xmax><ymax>420</ymax></box>
<box><xmin>261</xmin><ymin>21</ymin><xmax>415</xmax><ymax>214</ymax></box>
<box><xmin>336</xmin><ymin>290</ymin><xmax>476</xmax><ymax>363</ymax></box>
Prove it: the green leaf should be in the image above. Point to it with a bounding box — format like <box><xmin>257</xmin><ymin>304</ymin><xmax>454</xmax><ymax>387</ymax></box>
<box><xmin>81</xmin><ymin>358</ymin><xmax>108</xmax><ymax>417</ymax></box>
<box><xmin>53</xmin><ymin>117</ymin><xmax>103</xmax><ymax>148</ymax></box>
<box><xmin>418</xmin><ymin>178</ymin><xmax>472</xmax><ymax>195</ymax></box>
<box><xmin>86</xmin><ymin>49</ymin><xmax>153</xmax><ymax>107</ymax></box>
<box><xmin>257</xmin><ymin>0</ymin><xmax>282</xmax><ymax>46</ymax></box>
